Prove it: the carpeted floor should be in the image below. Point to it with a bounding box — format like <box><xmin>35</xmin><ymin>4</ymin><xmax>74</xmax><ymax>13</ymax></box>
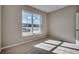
<box><xmin>25</xmin><ymin>38</ymin><xmax>79</xmax><ymax>54</ymax></box>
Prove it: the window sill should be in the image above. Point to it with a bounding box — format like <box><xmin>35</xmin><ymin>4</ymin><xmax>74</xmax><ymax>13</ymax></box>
<box><xmin>22</xmin><ymin>33</ymin><xmax>42</xmax><ymax>37</ymax></box>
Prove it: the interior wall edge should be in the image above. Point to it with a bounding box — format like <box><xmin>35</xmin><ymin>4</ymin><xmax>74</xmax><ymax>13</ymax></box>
<box><xmin>0</xmin><ymin>5</ymin><xmax>2</xmax><ymax>53</ymax></box>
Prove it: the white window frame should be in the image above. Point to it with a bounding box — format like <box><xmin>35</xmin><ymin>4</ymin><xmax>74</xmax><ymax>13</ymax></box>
<box><xmin>22</xmin><ymin>10</ymin><xmax>42</xmax><ymax>36</ymax></box>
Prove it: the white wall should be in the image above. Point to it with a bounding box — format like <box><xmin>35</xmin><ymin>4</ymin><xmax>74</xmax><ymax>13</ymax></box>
<box><xmin>48</xmin><ymin>6</ymin><xmax>78</xmax><ymax>43</ymax></box>
<box><xmin>0</xmin><ymin>6</ymin><xmax>1</xmax><ymax>52</ymax></box>
<box><xmin>2</xmin><ymin>5</ymin><xmax>47</xmax><ymax>47</ymax></box>
<box><xmin>2</xmin><ymin>6</ymin><xmax>22</xmax><ymax>47</ymax></box>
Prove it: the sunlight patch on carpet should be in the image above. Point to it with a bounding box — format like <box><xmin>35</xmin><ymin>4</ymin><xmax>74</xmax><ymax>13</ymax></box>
<box><xmin>34</xmin><ymin>43</ymin><xmax>56</xmax><ymax>51</ymax></box>
<box><xmin>45</xmin><ymin>39</ymin><xmax>62</xmax><ymax>45</ymax></box>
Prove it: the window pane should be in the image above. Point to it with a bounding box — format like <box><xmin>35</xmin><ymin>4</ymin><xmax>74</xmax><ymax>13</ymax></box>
<box><xmin>22</xmin><ymin>11</ymin><xmax>32</xmax><ymax>36</ymax></box>
<box><xmin>33</xmin><ymin>14</ymin><xmax>41</xmax><ymax>34</ymax></box>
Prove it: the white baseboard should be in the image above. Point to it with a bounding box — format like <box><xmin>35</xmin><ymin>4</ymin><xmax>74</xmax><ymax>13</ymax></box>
<box><xmin>1</xmin><ymin>35</ymin><xmax>47</xmax><ymax>50</ymax></box>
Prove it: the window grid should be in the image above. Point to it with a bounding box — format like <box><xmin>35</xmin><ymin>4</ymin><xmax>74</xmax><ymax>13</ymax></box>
<box><xmin>22</xmin><ymin>10</ymin><xmax>42</xmax><ymax>36</ymax></box>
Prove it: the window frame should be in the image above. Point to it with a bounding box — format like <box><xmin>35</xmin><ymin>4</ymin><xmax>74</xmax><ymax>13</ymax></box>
<box><xmin>22</xmin><ymin>10</ymin><xmax>42</xmax><ymax>36</ymax></box>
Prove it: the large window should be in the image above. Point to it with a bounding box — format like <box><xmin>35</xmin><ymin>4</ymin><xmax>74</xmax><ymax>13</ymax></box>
<box><xmin>22</xmin><ymin>10</ymin><xmax>42</xmax><ymax>36</ymax></box>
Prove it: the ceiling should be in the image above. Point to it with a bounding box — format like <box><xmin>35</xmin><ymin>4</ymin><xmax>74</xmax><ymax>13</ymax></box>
<box><xmin>30</xmin><ymin>5</ymin><xmax>68</xmax><ymax>13</ymax></box>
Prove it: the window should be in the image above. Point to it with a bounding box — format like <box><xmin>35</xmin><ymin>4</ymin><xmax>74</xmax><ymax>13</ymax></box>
<box><xmin>22</xmin><ymin>10</ymin><xmax>42</xmax><ymax>36</ymax></box>
<box><xmin>33</xmin><ymin>14</ymin><xmax>41</xmax><ymax>34</ymax></box>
